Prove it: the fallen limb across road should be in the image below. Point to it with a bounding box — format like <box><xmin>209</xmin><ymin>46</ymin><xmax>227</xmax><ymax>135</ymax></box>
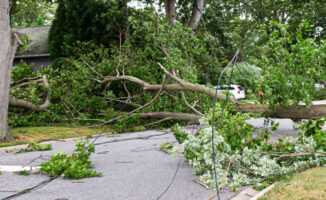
<box><xmin>236</xmin><ymin>103</ymin><xmax>326</xmax><ymax>119</ymax></box>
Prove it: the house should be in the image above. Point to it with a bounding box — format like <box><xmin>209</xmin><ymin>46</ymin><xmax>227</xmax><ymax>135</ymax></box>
<box><xmin>12</xmin><ymin>26</ymin><xmax>51</xmax><ymax>71</ymax></box>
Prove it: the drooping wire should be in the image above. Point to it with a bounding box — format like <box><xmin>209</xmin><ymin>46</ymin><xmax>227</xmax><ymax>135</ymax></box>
<box><xmin>156</xmin><ymin>125</ymin><xmax>196</xmax><ymax>200</ymax></box>
<box><xmin>211</xmin><ymin>49</ymin><xmax>239</xmax><ymax>200</ymax></box>
<box><xmin>1</xmin><ymin>177</ymin><xmax>57</xmax><ymax>200</ymax></box>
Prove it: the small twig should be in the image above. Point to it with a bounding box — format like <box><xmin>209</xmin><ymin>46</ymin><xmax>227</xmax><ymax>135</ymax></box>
<box><xmin>13</xmin><ymin>32</ymin><xmax>23</xmax><ymax>45</ymax></box>
<box><xmin>142</xmin><ymin>117</ymin><xmax>172</xmax><ymax>127</ymax></box>
<box><xmin>219</xmin><ymin>156</ymin><xmax>235</xmax><ymax>189</ymax></box>
<box><xmin>104</xmin><ymin>96</ymin><xmax>141</xmax><ymax>108</ymax></box>
<box><xmin>11</xmin><ymin>78</ymin><xmax>43</xmax><ymax>89</ymax></box>
<box><xmin>208</xmin><ymin>156</ymin><xmax>235</xmax><ymax>200</ymax></box>
<box><xmin>157</xmin><ymin>62</ymin><xmax>185</xmax><ymax>86</ymax></box>
<box><xmin>82</xmin><ymin>59</ymin><xmax>105</xmax><ymax>79</ymax></box>
<box><xmin>123</xmin><ymin>82</ymin><xmax>131</xmax><ymax>102</ymax></box>
<box><xmin>193</xmin><ymin>180</ymin><xmax>210</xmax><ymax>190</ymax></box>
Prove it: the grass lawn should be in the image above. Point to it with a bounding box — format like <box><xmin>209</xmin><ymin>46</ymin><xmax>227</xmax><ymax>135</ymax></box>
<box><xmin>260</xmin><ymin>167</ymin><xmax>326</xmax><ymax>200</ymax></box>
<box><xmin>0</xmin><ymin>126</ymin><xmax>108</xmax><ymax>148</ymax></box>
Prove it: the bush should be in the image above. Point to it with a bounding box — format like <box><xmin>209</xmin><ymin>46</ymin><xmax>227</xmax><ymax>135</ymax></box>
<box><xmin>224</xmin><ymin>62</ymin><xmax>262</xmax><ymax>96</ymax></box>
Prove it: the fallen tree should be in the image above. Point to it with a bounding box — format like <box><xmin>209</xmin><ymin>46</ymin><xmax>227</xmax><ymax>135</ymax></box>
<box><xmin>236</xmin><ymin>103</ymin><xmax>326</xmax><ymax>119</ymax></box>
<box><xmin>8</xmin><ymin>63</ymin><xmax>326</xmax><ymax>126</ymax></box>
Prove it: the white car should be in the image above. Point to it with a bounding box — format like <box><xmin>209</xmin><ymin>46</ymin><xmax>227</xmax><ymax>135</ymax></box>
<box><xmin>215</xmin><ymin>85</ymin><xmax>245</xmax><ymax>100</ymax></box>
<box><xmin>315</xmin><ymin>83</ymin><xmax>325</xmax><ymax>91</ymax></box>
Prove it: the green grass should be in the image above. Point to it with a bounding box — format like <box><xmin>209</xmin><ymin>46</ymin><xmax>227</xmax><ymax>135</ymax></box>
<box><xmin>0</xmin><ymin>126</ymin><xmax>108</xmax><ymax>148</ymax></box>
<box><xmin>259</xmin><ymin>167</ymin><xmax>326</xmax><ymax>200</ymax></box>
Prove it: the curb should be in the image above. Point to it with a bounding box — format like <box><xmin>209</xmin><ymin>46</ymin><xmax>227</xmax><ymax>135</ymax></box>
<box><xmin>250</xmin><ymin>183</ymin><xmax>275</xmax><ymax>200</ymax></box>
<box><xmin>0</xmin><ymin>132</ymin><xmax>111</xmax><ymax>153</ymax></box>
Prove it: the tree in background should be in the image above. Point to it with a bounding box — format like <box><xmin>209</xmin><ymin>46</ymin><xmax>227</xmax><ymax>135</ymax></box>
<box><xmin>9</xmin><ymin>0</ymin><xmax>56</xmax><ymax>27</ymax></box>
<box><xmin>48</xmin><ymin>0</ymin><xmax>125</xmax><ymax>59</ymax></box>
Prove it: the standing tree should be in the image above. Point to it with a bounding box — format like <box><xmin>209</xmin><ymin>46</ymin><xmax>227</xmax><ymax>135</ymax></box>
<box><xmin>48</xmin><ymin>0</ymin><xmax>125</xmax><ymax>59</ymax></box>
<box><xmin>0</xmin><ymin>0</ymin><xmax>19</xmax><ymax>141</ymax></box>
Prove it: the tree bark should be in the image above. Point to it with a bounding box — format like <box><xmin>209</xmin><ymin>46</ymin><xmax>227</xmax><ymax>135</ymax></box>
<box><xmin>0</xmin><ymin>0</ymin><xmax>17</xmax><ymax>141</ymax></box>
<box><xmin>98</xmin><ymin>75</ymin><xmax>230</xmax><ymax>102</ymax></box>
<box><xmin>164</xmin><ymin>0</ymin><xmax>177</xmax><ymax>26</ymax></box>
<box><xmin>236</xmin><ymin>103</ymin><xmax>326</xmax><ymax>119</ymax></box>
<box><xmin>122</xmin><ymin>0</ymin><xmax>130</xmax><ymax>42</ymax></box>
<box><xmin>140</xmin><ymin>112</ymin><xmax>202</xmax><ymax>124</ymax></box>
<box><xmin>9</xmin><ymin>76</ymin><xmax>51</xmax><ymax>111</ymax></box>
<box><xmin>189</xmin><ymin>0</ymin><xmax>204</xmax><ymax>30</ymax></box>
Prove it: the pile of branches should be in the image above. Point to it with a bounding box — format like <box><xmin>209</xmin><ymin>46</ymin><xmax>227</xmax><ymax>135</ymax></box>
<box><xmin>171</xmin><ymin>108</ymin><xmax>326</xmax><ymax>190</ymax></box>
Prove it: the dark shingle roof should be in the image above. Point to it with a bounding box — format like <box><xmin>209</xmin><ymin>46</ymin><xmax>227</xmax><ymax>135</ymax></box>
<box><xmin>12</xmin><ymin>26</ymin><xmax>50</xmax><ymax>56</ymax></box>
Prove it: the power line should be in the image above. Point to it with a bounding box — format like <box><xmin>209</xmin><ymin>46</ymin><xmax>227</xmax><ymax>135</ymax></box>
<box><xmin>156</xmin><ymin>125</ymin><xmax>196</xmax><ymax>200</ymax></box>
<box><xmin>210</xmin><ymin>49</ymin><xmax>239</xmax><ymax>200</ymax></box>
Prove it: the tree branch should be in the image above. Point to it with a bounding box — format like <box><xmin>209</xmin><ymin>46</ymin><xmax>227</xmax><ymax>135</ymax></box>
<box><xmin>181</xmin><ymin>91</ymin><xmax>203</xmax><ymax>115</ymax></box>
<box><xmin>9</xmin><ymin>76</ymin><xmax>51</xmax><ymax>111</ymax></box>
<box><xmin>93</xmin><ymin>75</ymin><xmax>167</xmax><ymax>127</ymax></box>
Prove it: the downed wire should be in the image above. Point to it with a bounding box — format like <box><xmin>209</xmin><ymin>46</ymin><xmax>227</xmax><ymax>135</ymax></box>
<box><xmin>210</xmin><ymin>49</ymin><xmax>239</xmax><ymax>200</ymax></box>
<box><xmin>156</xmin><ymin>125</ymin><xmax>197</xmax><ymax>200</ymax></box>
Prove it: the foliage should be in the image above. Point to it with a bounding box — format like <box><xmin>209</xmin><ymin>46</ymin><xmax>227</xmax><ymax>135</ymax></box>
<box><xmin>224</xmin><ymin>62</ymin><xmax>262</xmax><ymax>96</ymax></box>
<box><xmin>48</xmin><ymin>0</ymin><xmax>125</xmax><ymax>59</ymax></box>
<box><xmin>298</xmin><ymin>117</ymin><xmax>326</xmax><ymax>151</ymax></box>
<box><xmin>253</xmin><ymin>22</ymin><xmax>326</xmax><ymax>108</ymax></box>
<box><xmin>172</xmin><ymin>105</ymin><xmax>326</xmax><ymax>190</ymax></box>
<box><xmin>9</xmin><ymin>9</ymin><xmax>216</xmax><ymax>129</ymax></box>
<box><xmin>17</xmin><ymin>141</ymin><xmax>52</xmax><ymax>153</ymax></box>
<box><xmin>40</xmin><ymin>140</ymin><xmax>101</xmax><ymax>179</ymax></box>
<box><xmin>10</xmin><ymin>0</ymin><xmax>56</xmax><ymax>27</ymax></box>
<box><xmin>18</xmin><ymin>170</ymin><xmax>30</xmax><ymax>176</ymax></box>
<box><xmin>160</xmin><ymin>142</ymin><xmax>173</xmax><ymax>150</ymax></box>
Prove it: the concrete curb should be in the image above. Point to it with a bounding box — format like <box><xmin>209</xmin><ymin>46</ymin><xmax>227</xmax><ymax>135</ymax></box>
<box><xmin>250</xmin><ymin>183</ymin><xmax>275</xmax><ymax>200</ymax></box>
<box><xmin>0</xmin><ymin>132</ymin><xmax>111</xmax><ymax>153</ymax></box>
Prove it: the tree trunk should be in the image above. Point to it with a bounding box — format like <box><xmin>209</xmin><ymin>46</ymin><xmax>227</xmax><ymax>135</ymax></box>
<box><xmin>122</xmin><ymin>0</ymin><xmax>130</xmax><ymax>42</ymax></box>
<box><xmin>164</xmin><ymin>0</ymin><xmax>177</xmax><ymax>26</ymax></box>
<box><xmin>236</xmin><ymin>103</ymin><xmax>326</xmax><ymax>119</ymax></box>
<box><xmin>0</xmin><ymin>0</ymin><xmax>17</xmax><ymax>141</ymax></box>
<box><xmin>189</xmin><ymin>0</ymin><xmax>204</xmax><ymax>30</ymax></box>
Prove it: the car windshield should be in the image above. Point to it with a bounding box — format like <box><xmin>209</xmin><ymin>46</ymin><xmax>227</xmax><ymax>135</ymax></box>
<box><xmin>218</xmin><ymin>86</ymin><xmax>235</xmax><ymax>90</ymax></box>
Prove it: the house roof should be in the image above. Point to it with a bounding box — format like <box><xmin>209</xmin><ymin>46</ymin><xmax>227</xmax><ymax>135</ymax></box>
<box><xmin>12</xmin><ymin>26</ymin><xmax>50</xmax><ymax>57</ymax></box>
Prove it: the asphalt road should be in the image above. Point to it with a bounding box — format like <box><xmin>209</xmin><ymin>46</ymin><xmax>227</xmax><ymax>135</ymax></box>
<box><xmin>0</xmin><ymin>117</ymin><xmax>323</xmax><ymax>200</ymax></box>
<box><xmin>0</xmin><ymin>130</ymin><xmax>236</xmax><ymax>200</ymax></box>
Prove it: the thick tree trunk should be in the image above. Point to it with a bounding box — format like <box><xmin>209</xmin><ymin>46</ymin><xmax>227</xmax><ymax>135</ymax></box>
<box><xmin>0</xmin><ymin>0</ymin><xmax>17</xmax><ymax>141</ymax></box>
<box><xmin>236</xmin><ymin>103</ymin><xmax>326</xmax><ymax>119</ymax></box>
<box><xmin>164</xmin><ymin>0</ymin><xmax>177</xmax><ymax>26</ymax></box>
<box><xmin>189</xmin><ymin>0</ymin><xmax>204</xmax><ymax>30</ymax></box>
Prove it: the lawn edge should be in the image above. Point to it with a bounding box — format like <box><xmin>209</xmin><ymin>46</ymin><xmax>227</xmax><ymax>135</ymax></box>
<box><xmin>0</xmin><ymin>132</ymin><xmax>111</xmax><ymax>153</ymax></box>
<box><xmin>250</xmin><ymin>183</ymin><xmax>276</xmax><ymax>200</ymax></box>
